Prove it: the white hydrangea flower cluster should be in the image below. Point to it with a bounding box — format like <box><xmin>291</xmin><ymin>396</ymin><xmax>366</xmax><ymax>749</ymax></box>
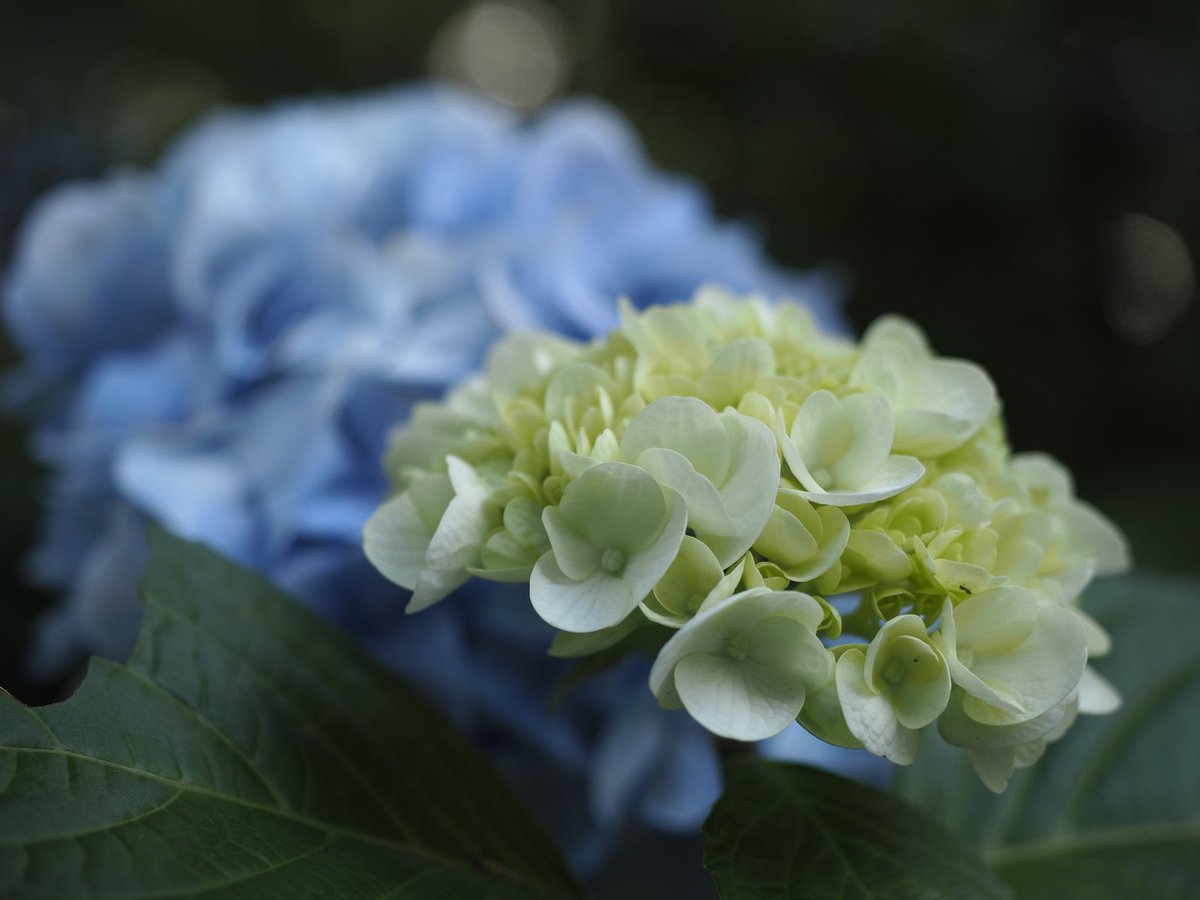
<box><xmin>364</xmin><ymin>287</ymin><xmax>1129</xmax><ymax>791</ymax></box>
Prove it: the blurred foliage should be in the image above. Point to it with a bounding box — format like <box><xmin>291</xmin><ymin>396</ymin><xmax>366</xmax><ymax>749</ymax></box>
<box><xmin>0</xmin><ymin>0</ymin><xmax>1196</xmax><ymax>690</ymax></box>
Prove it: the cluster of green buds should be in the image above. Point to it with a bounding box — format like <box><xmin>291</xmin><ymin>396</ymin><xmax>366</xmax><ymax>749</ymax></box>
<box><xmin>364</xmin><ymin>287</ymin><xmax>1129</xmax><ymax>791</ymax></box>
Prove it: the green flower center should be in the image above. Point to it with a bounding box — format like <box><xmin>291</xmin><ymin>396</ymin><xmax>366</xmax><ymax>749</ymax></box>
<box><xmin>726</xmin><ymin>631</ymin><xmax>752</xmax><ymax>661</ymax></box>
<box><xmin>881</xmin><ymin>659</ymin><xmax>907</xmax><ymax>685</ymax></box>
<box><xmin>600</xmin><ymin>548</ymin><xmax>626</xmax><ymax>574</ymax></box>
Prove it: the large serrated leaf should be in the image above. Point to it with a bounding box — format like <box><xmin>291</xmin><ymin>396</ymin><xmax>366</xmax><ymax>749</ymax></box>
<box><xmin>896</xmin><ymin>571</ymin><xmax>1200</xmax><ymax>899</ymax></box>
<box><xmin>0</xmin><ymin>527</ymin><xmax>583</xmax><ymax>899</ymax></box>
<box><xmin>703</xmin><ymin>758</ymin><xmax>1013</xmax><ymax>899</ymax></box>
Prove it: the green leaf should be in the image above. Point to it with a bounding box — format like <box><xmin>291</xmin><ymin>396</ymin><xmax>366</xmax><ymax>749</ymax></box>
<box><xmin>703</xmin><ymin>758</ymin><xmax>1014</xmax><ymax>899</ymax></box>
<box><xmin>0</xmin><ymin>527</ymin><xmax>583</xmax><ymax>900</ymax></box>
<box><xmin>896</xmin><ymin>571</ymin><xmax>1200</xmax><ymax>899</ymax></box>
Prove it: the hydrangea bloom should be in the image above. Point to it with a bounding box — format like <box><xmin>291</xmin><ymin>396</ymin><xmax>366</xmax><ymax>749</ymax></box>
<box><xmin>3</xmin><ymin>85</ymin><xmax>845</xmax><ymax>865</ymax></box>
<box><xmin>366</xmin><ymin>287</ymin><xmax>1130</xmax><ymax>792</ymax></box>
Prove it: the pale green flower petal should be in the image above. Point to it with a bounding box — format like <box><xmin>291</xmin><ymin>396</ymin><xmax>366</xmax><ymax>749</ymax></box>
<box><xmin>485</xmin><ymin>331</ymin><xmax>581</xmax><ymax>394</ymax></box>
<box><xmin>362</xmin><ymin>471</ymin><xmax>453</xmax><ymax>590</ymax></box>
<box><xmin>531</xmin><ymin>484</ymin><xmax>687</xmax><ymax>632</ymax></box>
<box><xmin>798</xmin><ymin>656</ymin><xmax>865</xmax><ymax>749</ymax></box>
<box><xmin>836</xmin><ymin>648</ymin><xmax>920</xmax><ymax>764</ymax></box>
<box><xmin>749</xmin><ymin>616</ymin><xmax>833</xmax><ymax>687</ymax></box>
<box><xmin>932</xmin><ymin>472</ymin><xmax>989</xmax><ymax>528</ymax></box>
<box><xmin>653</xmin><ymin>536</ymin><xmax>725</xmax><ymax>617</ymax></box>
<box><xmin>893</xmin><ymin>361</ymin><xmax>996</xmax><ymax>455</ymax></box>
<box><xmin>621</xmin><ymin>396</ymin><xmax>730</xmax><ymax>484</ymax></box>
<box><xmin>556</xmin><ymin>462</ymin><xmax>670</xmax><ymax>554</ymax></box>
<box><xmin>960</xmin><ymin>602</ymin><xmax>1086</xmax><ymax>725</ymax></box>
<box><xmin>543</xmin><ymin>362</ymin><xmax>618</xmax><ymax>426</ymax></box>
<box><xmin>618</xmin><ymin>297</ymin><xmax>708</xmax><ymax>373</ymax></box>
<box><xmin>542</xmin><ymin>507</ymin><xmax>601</xmax><ymax>580</ymax></box>
<box><xmin>844</xmin><ymin>529</ymin><xmax>913</xmax><ymax>583</ymax></box>
<box><xmin>472</xmin><ymin>528</ymin><xmax>540</xmax><ymax>581</ymax></box>
<box><xmin>851</xmin><ymin>318</ymin><xmax>997</xmax><ymax>456</ymax></box>
<box><xmin>939</xmin><ymin>687</ymin><xmax>1073</xmax><ymax>751</ymax></box>
<box><xmin>693</xmin><ymin>558</ymin><xmax>748</xmax><ymax>614</ymax></box>
<box><xmin>953</xmin><ymin>585</ymin><xmax>1039</xmax><ymax>656</ymax></box>
<box><xmin>1077</xmin><ymin>665</ymin><xmax>1121</xmax><ymax>715</ymax></box>
<box><xmin>530</xmin><ymin>557</ymin><xmax>643</xmax><ymax>634</ymax></box>
<box><xmin>674</xmin><ymin>653</ymin><xmax>809</xmax><ymax>740</ymax></box>
<box><xmin>1059</xmin><ymin>499</ymin><xmax>1131</xmax><ymax>576</ymax></box>
<box><xmin>778</xmin><ymin>391</ymin><xmax>924</xmax><ymax>506</ymax></box>
<box><xmin>694</xmin><ymin>410</ymin><xmax>780</xmax><ymax>566</ymax></box>
<box><xmin>862</xmin><ymin>315</ymin><xmax>931</xmax><ymax>356</ymax></box>
<box><xmin>635</xmin><ymin>447</ymin><xmax>737</xmax><ymax>535</ymax></box>
<box><xmin>1009</xmin><ymin>451</ymin><xmax>1074</xmax><ymax>507</ymax></box>
<box><xmin>861</xmin><ymin>615</ymin><xmax>951</xmax><ymax>731</ymax></box>
<box><xmin>993</xmin><ymin>509</ymin><xmax>1052</xmax><ymax>584</ymax></box>
<box><xmin>502</xmin><ymin>497</ymin><xmax>548</xmax><ymax>550</ymax></box>
<box><xmin>939</xmin><ymin>652</ymin><xmax>1025</xmax><ymax>716</ymax></box>
<box><xmin>409</xmin><ymin>457</ymin><xmax>493</xmax><ymax>612</ymax></box>
<box><xmin>790</xmin><ymin>390</ymin><xmax>854</xmax><ymax>479</ymax></box>
<box><xmin>697</xmin><ymin>338</ymin><xmax>775</xmax><ymax>409</ymax></box>
<box><xmin>750</xmin><ymin>491</ymin><xmax>850</xmax><ymax>583</ymax></box>
<box><xmin>967</xmin><ymin>746</ymin><xmax>1019</xmax><ymax>793</ymax></box>
<box><xmin>831</xmin><ymin>392</ymin><xmax>895</xmax><ymax>487</ymax></box>
<box><xmin>754</xmin><ymin>504</ymin><xmax>819</xmax><ymax>568</ymax></box>
<box><xmin>793</xmin><ymin>454</ymin><xmax>925</xmax><ymax>508</ymax></box>
<box><xmin>643</xmin><ymin>557</ymin><xmax>746</xmax><ymax>632</ymax></box>
<box><xmin>649</xmin><ymin>587</ymin><xmax>826</xmax><ymax>734</ymax></box>
<box><xmin>1073</xmin><ymin>606</ymin><xmax>1112</xmax><ymax>657</ymax></box>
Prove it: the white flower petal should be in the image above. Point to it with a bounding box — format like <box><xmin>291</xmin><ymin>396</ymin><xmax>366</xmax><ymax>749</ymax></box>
<box><xmin>790</xmin><ymin>390</ymin><xmax>852</xmax><ymax>474</ymax></box>
<box><xmin>1077</xmin><ymin>665</ymin><xmax>1121</xmax><ymax>715</ymax></box>
<box><xmin>532</xmin><ymin>487</ymin><xmax>687</xmax><ymax>633</ymax></box>
<box><xmin>939</xmin><ymin>689</ymin><xmax>1071</xmax><ymax>750</ymax></box>
<box><xmin>795</xmin><ymin>455</ymin><xmax>925</xmax><ymax>507</ymax></box>
<box><xmin>698</xmin><ymin>338</ymin><xmax>775</xmax><ymax>409</ymax></box>
<box><xmin>531</xmin><ymin>554</ymin><xmax>637</xmax><ymax>633</ymax></box>
<box><xmin>836</xmin><ymin>649</ymin><xmax>920</xmax><ymax>764</ymax></box>
<box><xmin>696</xmin><ymin>411</ymin><xmax>781</xmax><ymax>566</ymax></box>
<box><xmin>750</xmin><ymin>616</ymin><xmax>833</xmax><ymax>688</ymax></box>
<box><xmin>621</xmin><ymin>489</ymin><xmax>690</xmax><ymax>603</ymax></box>
<box><xmin>967</xmin><ymin>746</ymin><xmax>1017</xmax><ymax>793</ymax></box>
<box><xmin>674</xmin><ymin>653</ymin><xmax>808</xmax><ymax>741</ymax></box>
<box><xmin>556</xmin><ymin>461</ymin><xmax>671</xmax><ymax>553</ymax></box>
<box><xmin>831</xmin><ymin>391</ymin><xmax>894</xmax><ymax>488</ymax></box>
<box><xmin>1072</xmin><ymin>606</ymin><xmax>1112</xmax><ymax>657</ymax></box>
<box><xmin>962</xmin><ymin>603</ymin><xmax>1086</xmax><ymax>724</ymax></box>
<box><xmin>363</xmin><ymin>492</ymin><xmax>432</xmax><ymax>590</ymax></box>
<box><xmin>1059</xmin><ymin>499</ymin><xmax>1131</xmax><ymax>576</ymax></box>
<box><xmin>954</xmin><ymin>585</ymin><xmax>1039</xmax><ymax>656</ymax></box>
<box><xmin>650</xmin><ymin>587</ymin><xmax>823</xmax><ymax>702</ymax></box>
<box><xmin>893</xmin><ymin>359</ymin><xmax>995</xmax><ymax>456</ymax></box>
<box><xmin>407</xmin><ymin>458</ymin><xmax>491</xmax><ymax>612</ymax></box>
<box><xmin>636</xmin><ymin>447</ymin><xmax>736</xmax><ymax>535</ymax></box>
<box><xmin>621</xmin><ymin>396</ymin><xmax>731</xmax><ymax>484</ymax></box>
<box><xmin>542</xmin><ymin>506</ymin><xmax>601</xmax><ymax>580</ymax></box>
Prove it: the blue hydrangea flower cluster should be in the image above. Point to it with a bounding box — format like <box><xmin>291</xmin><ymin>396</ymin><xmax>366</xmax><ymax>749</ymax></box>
<box><xmin>4</xmin><ymin>84</ymin><xmax>855</xmax><ymax>866</ymax></box>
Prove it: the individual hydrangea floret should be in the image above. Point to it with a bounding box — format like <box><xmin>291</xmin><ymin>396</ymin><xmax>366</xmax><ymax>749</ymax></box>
<box><xmin>649</xmin><ymin>587</ymin><xmax>831</xmax><ymax>741</ymax></box>
<box><xmin>533</xmin><ymin>462</ymin><xmax>688</xmax><ymax>632</ymax></box>
<box><xmin>836</xmin><ymin>614</ymin><xmax>951</xmax><ymax>764</ymax></box>
<box><xmin>364</xmin><ymin>286</ymin><xmax>1131</xmax><ymax>791</ymax></box>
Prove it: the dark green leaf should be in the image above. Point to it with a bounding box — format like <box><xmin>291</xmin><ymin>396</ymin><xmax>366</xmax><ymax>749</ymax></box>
<box><xmin>703</xmin><ymin>758</ymin><xmax>1014</xmax><ymax>899</ymax></box>
<box><xmin>896</xmin><ymin>571</ymin><xmax>1200</xmax><ymax>899</ymax></box>
<box><xmin>0</xmin><ymin>527</ymin><xmax>583</xmax><ymax>899</ymax></box>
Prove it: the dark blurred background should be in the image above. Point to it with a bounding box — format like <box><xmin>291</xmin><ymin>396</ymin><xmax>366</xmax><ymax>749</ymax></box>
<box><xmin>1</xmin><ymin>0</ymin><xmax>1197</xmax><ymax>716</ymax></box>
